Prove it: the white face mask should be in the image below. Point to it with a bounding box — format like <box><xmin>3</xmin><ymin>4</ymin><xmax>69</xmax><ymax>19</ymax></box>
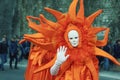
<box><xmin>68</xmin><ymin>30</ymin><xmax>79</xmax><ymax>47</ymax></box>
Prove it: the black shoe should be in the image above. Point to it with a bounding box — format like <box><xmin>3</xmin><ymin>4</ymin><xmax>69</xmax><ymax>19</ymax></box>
<box><xmin>1</xmin><ymin>68</ymin><xmax>5</xmax><ymax>71</ymax></box>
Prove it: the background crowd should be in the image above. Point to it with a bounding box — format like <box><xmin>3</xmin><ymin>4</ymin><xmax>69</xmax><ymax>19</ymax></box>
<box><xmin>0</xmin><ymin>35</ymin><xmax>30</xmax><ymax>71</ymax></box>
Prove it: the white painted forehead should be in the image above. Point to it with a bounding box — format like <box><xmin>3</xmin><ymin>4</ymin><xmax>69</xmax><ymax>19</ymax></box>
<box><xmin>68</xmin><ymin>30</ymin><xmax>79</xmax><ymax>37</ymax></box>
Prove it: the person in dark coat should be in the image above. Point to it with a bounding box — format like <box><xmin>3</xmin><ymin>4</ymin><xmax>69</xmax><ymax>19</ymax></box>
<box><xmin>113</xmin><ymin>39</ymin><xmax>120</xmax><ymax>59</ymax></box>
<box><xmin>19</xmin><ymin>40</ymin><xmax>30</xmax><ymax>61</ymax></box>
<box><xmin>0</xmin><ymin>37</ymin><xmax>8</xmax><ymax>71</ymax></box>
<box><xmin>103</xmin><ymin>42</ymin><xmax>111</xmax><ymax>70</ymax></box>
<box><xmin>9</xmin><ymin>37</ymin><xmax>19</xmax><ymax>69</ymax></box>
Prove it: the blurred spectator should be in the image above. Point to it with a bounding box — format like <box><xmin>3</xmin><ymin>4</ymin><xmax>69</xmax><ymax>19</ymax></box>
<box><xmin>19</xmin><ymin>40</ymin><xmax>30</xmax><ymax>61</ymax></box>
<box><xmin>24</xmin><ymin>41</ymin><xmax>30</xmax><ymax>59</ymax></box>
<box><xmin>113</xmin><ymin>39</ymin><xmax>120</xmax><ymax>59</ymax></box>
<box><xmin>9</xmin><ymin>37</ymin><xmax>19</xmax><ymax>69</ymax></box>
<box><xmin>103</xmin><ymin>42</ymin><xmax>111</xmax><ymax>71</ymax></box>
<box><xmin>0</xmin><ymin>37</ymin><xmax>8</xmax><ymax>71</ymax></box>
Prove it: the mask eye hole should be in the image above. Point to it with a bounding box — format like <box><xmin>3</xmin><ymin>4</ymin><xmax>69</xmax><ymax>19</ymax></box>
<box><xmin>75</xmin><ymin>37</ymin><xmax>78</xmax><ymax>39</ymax></box>
<box><xmin>69</xmin><ymin>38</ymin><xmax>73</xmax><ymax>40</ymax></box>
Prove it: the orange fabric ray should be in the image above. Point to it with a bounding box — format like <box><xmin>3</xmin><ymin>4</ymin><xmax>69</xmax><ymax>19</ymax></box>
<box><xmin>26</xmin><ymin>16</ymin><xmax>41</xmax><ymax>22</ymax></box>
<box><xmin>77</xmin><ymin>0</ymin><xmax>84</xmax><ymax>21</ymax></box>
<box><xmin>29</xmin><ymin>23</ymin><xmax>54</xmax><ymax>37</ymax></box>
<box><xmin>19</xmin><ymin>38</ymin><xmax>26</xmax><ymax>44</ymax></box>
<box><xmin>44</xmin><ymin>7</ymin><xmax>63</xmax><ymax>20</ymax></box>
<box><xmin>57</xmin><ymin>14</ymin><xmax>68</xmax><ymax>26</ymax></box>
<box><xmin>86</xmin><ymin>10</ymin><xmax>103</xmax><ymax>27</ymax></box>
<box><xmin>68</xmin><ymin>0</ymin><xmax>78</xmax><ymax>20</ymax></box>
<box><xmin>40</xmin><ymin>14</ymin><xmax>59</xmax><ymax>30</ymax></box>
<box><xmin>27</xmin><ymin>16</ymin><xmax>55</xmax><ymax>38</ymax></box>
<box><xmin>96</xmin><ymin>28</ymin><xmax>110</xmax><ymax>46</ymax></box>
<box><xmin>24</xmin><ymin>33</ymin><xmax>45</xmax><ymax>39</ymax></box>
<box><xmin>26</xmin><ymin>15</ymin><xmax>49</xmax><ymax>28</ymax></box>
<box><xmin>24</xmin><ymin>37</ymin><xmax>54</xmax><ymax>50</ymax></box>
<box><xmin>95</xmin><ymin>47</ymin><xmax>120</xmax><ymax>66</ymax></box>
<box><xmin>91</xmin><ymin>27</ymin><xmax>106</xmax><ymax>34</ymax></box>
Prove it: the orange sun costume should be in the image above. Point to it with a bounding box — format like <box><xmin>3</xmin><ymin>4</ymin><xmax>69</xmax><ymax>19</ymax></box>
<box><xmin>19</xmin><ymin>0</ymin><xmax>120</xmax><ymax>80</ymax></box>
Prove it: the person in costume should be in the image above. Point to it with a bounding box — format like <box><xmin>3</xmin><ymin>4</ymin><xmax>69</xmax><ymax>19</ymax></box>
<box><xmin>19</xmin><ymin>0</ymin><xmax>120</xmax><ymax>80</ymax></box>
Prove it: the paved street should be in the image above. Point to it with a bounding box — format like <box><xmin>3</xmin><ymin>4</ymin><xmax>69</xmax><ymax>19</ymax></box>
<box><xmin>0</xmin><ymin>60</ymin><xmax>27</xmax><ymax>80</ymax></box>
<box><xmin>0</xmin><ymin>66</ymin><xmax>25</xmax><ymax>80</ymax></box>
<box><xmin>100</xmin><ymin>77</ymin><xmax>119</xmax><ymax>80</ymax></box>
<box><xmin>0</xmin><ymin>60</ymin><xmax>120</xmax><ymax>80</ymax></box>
<box><xmin>99</xmin><ymin>71</ymin><xmax>120</xmax><ymax>80</ymax></box>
